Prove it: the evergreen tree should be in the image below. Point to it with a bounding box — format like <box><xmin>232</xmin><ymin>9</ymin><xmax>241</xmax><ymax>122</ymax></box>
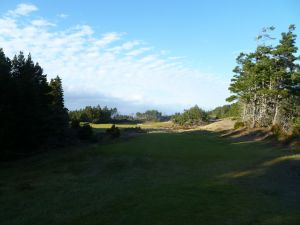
<box><xmin>10</xmin><ymin>52</ymin><xmax>53</xmax><ymax>150</ymax></box>
<box><xmin>227</xmin><ymin>25</ymin><xmax>300</xmax><ymax>132</ymax></box>
<box><xmin>49</xmin><ymin>76</ymin><xmax>69</xmax><ymax>139</ymax></box>
<box><xmin>0</xmin><ymin>49</ymin><xmax>14</xmax><ymax>152</ymax></box>
<box><xmin>0</xmin><ymin>49</ymin><xmax>70</xmax><ymax>157</ymax></box>
<box><xmin>172</xmin><ymin>105</ymin><xmax>208</xmax><ymax>126</ymax></box>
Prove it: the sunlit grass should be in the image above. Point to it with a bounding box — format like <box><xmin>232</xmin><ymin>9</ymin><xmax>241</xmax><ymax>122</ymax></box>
<box><xmin>90</xmin><ymin>121</ymin><xmax>173</xmax><ymax>130</ymax></box>
<box><xmin>90</xmin><ymin>123</ymin><xmax>138</xmax><ymax>129</ymax></box>
<box><xmin>223</xmin><ymin>154</ymin><xmax>300</xmax><ymax>179</ymax></box>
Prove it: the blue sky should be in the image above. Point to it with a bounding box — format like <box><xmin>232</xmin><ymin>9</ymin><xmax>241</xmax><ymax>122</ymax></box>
<box><xmin>0</xmin><ymin>1</ymin><xmax>299</xmax><ymax>114</ymax></box>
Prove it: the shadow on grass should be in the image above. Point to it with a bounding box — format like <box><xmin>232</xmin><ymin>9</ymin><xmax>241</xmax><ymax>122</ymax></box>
<box><xmin>1</xmin><ymin>128</ymin><xmax>300</xmax><ymax>225</ymax></box>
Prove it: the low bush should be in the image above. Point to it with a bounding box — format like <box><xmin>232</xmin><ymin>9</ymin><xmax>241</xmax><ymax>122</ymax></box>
<box><xmin>234</xmin><ymin>121</ymin><xmax>245</xmax><ymax>129</ymax></box>
<box><xmin>271</xmin><ymin>124</ymin><xmax>287</xmax><ymax>140</ymax></box>
<box><xmin>106</xmin><ymin>125</ymin><xmax>121</xmax><ymax>138</ymax></box>
<box><xmin>290</xmin><ymin>117</ymin><xmax>300</xmax><ymax>136</ymax></box>
<box><xmin>123</xmin><ymin>126</ymin><xmax>143</xmax><ymax>133</ymax></box>
<box><xmin>78</xmin><ymin>124</ymin><xmax>94</xmax><ymax>140</ymax></box>
<box><xmin>70</xmin><ymin>119</ymin><xmax>80</xmax><ymax>129</ymax></box>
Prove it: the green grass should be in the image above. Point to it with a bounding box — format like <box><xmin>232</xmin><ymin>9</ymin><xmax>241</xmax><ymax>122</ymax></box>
<box><xmin>0</xmin><ymin>131</ymin><xmax>300</xmax><ymax>225</ymax></box>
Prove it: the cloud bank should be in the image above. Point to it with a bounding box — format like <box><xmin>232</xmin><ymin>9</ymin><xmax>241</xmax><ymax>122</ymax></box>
<box><xmin>0</xmin><ymin>3</ymin><xmax>229</xmax><ymax>114</ymax></box>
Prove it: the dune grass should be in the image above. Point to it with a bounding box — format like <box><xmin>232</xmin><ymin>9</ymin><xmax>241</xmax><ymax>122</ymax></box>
<box><xmin>0</xmin><ymin>131</ymin><xmax>300</xmax><ymax>225</ymax></box>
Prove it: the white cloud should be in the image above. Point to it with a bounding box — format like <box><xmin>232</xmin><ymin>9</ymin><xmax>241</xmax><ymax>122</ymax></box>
<box><xmin>94</xmin><ymin>32</ymin><xmax>122</xmax><ymax>47</ymax></box>
<box><xmin>7</xmin><ymin>3</ymin><xmax>38</xmax><ymax>17</ymax></box>
<box><xmin>126</xmin><ymin>47</ymin><xmax>151</xmax><ymax>56</ymax></box>
<box><xmin>108</xmin><ymin>40</ymin><xmax>142</xmax><ymax>54</ymax></box>
<box><xmin>0</xmin><ymin>4</ymin><xmax>229</xmax><ymax>113</ymax></box>
<box><xmin>31</xmin><ymin>19</ymin><xmax>55</xmax><ymax>27</ymax></box>
<box><xmin>58</xmin><ymin>13</ymin><xmax>68</xmax><ymax>19</ymax></box>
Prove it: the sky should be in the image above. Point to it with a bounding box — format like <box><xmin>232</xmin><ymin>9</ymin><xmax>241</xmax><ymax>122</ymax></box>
<box><xmin>0</xmin><ymin>1</ymin><xmax>299</xmax><ymax>114</ymax></box>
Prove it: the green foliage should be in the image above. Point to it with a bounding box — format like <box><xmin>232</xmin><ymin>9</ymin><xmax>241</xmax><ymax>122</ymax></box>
<box><xmin>209</xmin><ymin>103</ymin><xmax>241</xmax><ymax>119</ymax></box>
<box><xmin>136</xmin><ymin>110</ymin><xmax>163</xmax><ymax>121</ymax></box>
<box><xmin>271</xmin><ymin>124</ymin><xmax>287</xmax><ymax>140</ymax></box>
<box><xmin>69</xmin><ymin>105</ymin><xmax>117</xmax><ymax>123</ymax></box>
<box><xmin>49</xmin><ymin>76</ymin><xmax>69</xmax><ymax>137</ymax></box>
<box><xmin>113</xmin><ymin>114</ymin><xmax>135</xmax><ymax>123</ymax></box>
<box><xmin>172</xmin><ymin>105</ymin><xmax>208</xmax><ymax>126</ymax></box>
<box><xmin>290</xmin><ymin>117</ymin><xmax>300</xmax><ymax>135</ymax></box>
<box><xmin>234</xmin><ymin>121</ymin><xmax>245</xmax><ymax>129</ymax></box>
<box><xmin>106</xmin><ymin>124</ymin><xmax>121</xmax><ymax>138</ymax></box>
<box><xmin>227</xmin><ymin>25</ymin><xmax>300</xmax><ymax>130</ymax></box>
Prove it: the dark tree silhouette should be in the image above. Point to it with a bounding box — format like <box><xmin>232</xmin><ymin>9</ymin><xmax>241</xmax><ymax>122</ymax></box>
<box><xmin>0</xmin><ymin>49</ymin><xmax>69</xmax><ymax>158</ymax></box>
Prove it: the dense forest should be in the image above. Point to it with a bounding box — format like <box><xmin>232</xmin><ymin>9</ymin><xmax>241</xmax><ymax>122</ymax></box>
<box><xmin>0</xmin><ymin>49</ymin><xmax>69</xmax><ymax>157</ymax></box>
<box><xmin>227</xmin><ymin>25</ymin><xmax>300</xmax><ymax>133</ymax></box>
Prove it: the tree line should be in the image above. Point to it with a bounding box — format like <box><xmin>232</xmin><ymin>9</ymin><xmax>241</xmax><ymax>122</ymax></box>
<box><xmin>209</xmin><ymin>103</ymin><xmax>240</xmax><ymax>119</ymax></box>
<box><xmin>135</xmin><ymin>110</ymin><xmax>167</xmax><ymax>121</ymax></box>
<box><xmin>227</xmin><ymin>25</ymin><xmax>300</xmax><ymax>133</ymax></box>
<box><xmin>69</xmin><ymin>105</ymin><xmax>117</xmax><ymax>124</ymax></box>
<box><xmin>0</xmin><ymin>49</ymin><xmax>69</xmax><ymax>157</ymax></box>
<box><xmin>69</xmin><ymin>108</ymin><xmax>170</xmax><ymax>123</ymax></box>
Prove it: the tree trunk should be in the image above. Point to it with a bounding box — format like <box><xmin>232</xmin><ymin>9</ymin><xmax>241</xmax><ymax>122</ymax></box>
<box><xmin>251</xmin><ymin>93</ymin><xmax>257</xmax><ymax>128</ymax></box>
<box><xmin>251</xmin><ymin>101</ymin><xmax>256</xmax><ymax>128</ymax></box>
<box><xmin>272</xmin><ymin>103</ymin><xmax>279</xmax><ymax>126</ymax></box>
<box><xmin>242</xmin><ymin>103</ymin><xmax>246</xmax><ymax>121</ymax></box>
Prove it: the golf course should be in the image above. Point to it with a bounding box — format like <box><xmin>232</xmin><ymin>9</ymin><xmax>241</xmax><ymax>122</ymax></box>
<box><xmin>1</xmin><ymin>122</ymin><xmax>299</xmax><ymax>225</ymax></box>
<box><xmin>0</xmin><ymin>2</ymin><xmax>300</xmax><ymax>225</ymax></box>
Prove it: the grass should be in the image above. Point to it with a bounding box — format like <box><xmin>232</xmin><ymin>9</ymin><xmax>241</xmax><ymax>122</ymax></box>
<box><xmin>90</xmin><ymin>121</ymin><xmax>173</xmax><ymax>129</ymax></box>
<box><xmin>0</xmin><ymin>130</ymin><xmax>300</xmax><ymax>225</ymax></box>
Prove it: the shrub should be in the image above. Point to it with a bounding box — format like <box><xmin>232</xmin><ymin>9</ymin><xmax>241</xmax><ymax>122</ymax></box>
<box><xmin>106</xmin><ymin>124</ymin><xmax>121</xmax><ymax>138</ymax></box>
<box><xmin>271</xmin><ymin>124</ymin><xmax>287</xmax><ymax>140</ymax></box>
<box><xmin>172</xmin><ymin>105</ymin><xmax>208</xmax><ymax>126</ymax></box>
<box><xmin>78</xmin><ymin>124</ymin><xmax>93</xmax><ymax>140</ymax></box>
<box><xmin>234</xmin><ymin>121</ymin><xmax>245</xmax><ymax>129</ymax></box>
<box><xmin>123</xmin><ymin>126</ymin><xmax>144</xmax><ymax>133</ymax></box>
<box><xmin>70</xmin><ymin>119</ymin><xmax>80</xmax><ymax>129</ymax></box>
<box><xmin>290</xmin><ymin>117</ymin><xmax>300</xmax><ymax>136</ymax></box>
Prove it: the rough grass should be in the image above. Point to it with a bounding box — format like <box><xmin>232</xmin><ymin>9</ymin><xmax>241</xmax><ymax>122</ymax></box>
<box><xmin>0</xmin><ymin>131</ymin><xmax>300</xmax><ymax>225</ymax></box>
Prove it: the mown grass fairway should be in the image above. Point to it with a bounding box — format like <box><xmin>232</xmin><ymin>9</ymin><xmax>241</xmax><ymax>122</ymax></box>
<box><xmin>1</xmin><ymin>131</ymin><xmax>300</xmax><ymax>225</ymax></box>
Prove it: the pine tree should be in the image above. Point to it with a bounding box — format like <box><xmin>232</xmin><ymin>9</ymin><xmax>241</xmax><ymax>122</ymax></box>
<box><xmin>10</xmin><ymin>52</ymin><xmax>53</xmax><ymax>150</ymax></box>
<box><xmin>271</xmin><ymin>25</ymin><xmax>300</xmax><ymax>129</ymax></box>
<box><xmin>0</xmin><ymin>48</ymin><xmax>14</xmax><ymax>152</ymax></box>
<box><xmin>49</xmin><ymin>76</ymin><xmax>69</xmax><ymax>139</ymax></box>
<box><xmin>0</xmin><ymin>49</ymin><xmax>70</xmax><ymax>157</ymax></box>
<box><xmin>227</xmin><ymin>25</ymin><xmax>300</xmax><ymax>132</ymax></box>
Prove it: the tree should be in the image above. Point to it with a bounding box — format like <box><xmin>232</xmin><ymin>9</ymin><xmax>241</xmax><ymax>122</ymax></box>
<box><xmin>209</xmin><ymin>103</ymin><xmax>240</xmax><ymax>119</ymax></box>
<box><xmin>172</xmin><ymin>105</ymin><xmax>208</xmax><ymax>126</ymax></box>
<box><xmin>49</xmin><ymin>76</ymin><xmax>69</xmax><ymax>138</ymax></box>
<box><xmin>0</xmin><ymin>48</ymin><xmax>14</xmax><ymax>152</ymax></box>
<box><xmin>135</xmin><ymin>110</ymin><xmax>163</xmax><ymax>121</ymax></box>
<box><xmin>69</xmin><ymin>105</ymin><xmax>118</xmax><ymax>123</ymax></box>
<box><xmin>227</xmin><ymin>25</ymin><xmax>300</xmax><ymax>132</ymax></box>
<box><xmin>10</xmin><ymin>52</ymin><xmax>53</xmax><ymax>150</ymax></box>
<box><xmin>0</xmin><ymin>49</ymin><xmax>69</xmax><ymax>157</ymax></box>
